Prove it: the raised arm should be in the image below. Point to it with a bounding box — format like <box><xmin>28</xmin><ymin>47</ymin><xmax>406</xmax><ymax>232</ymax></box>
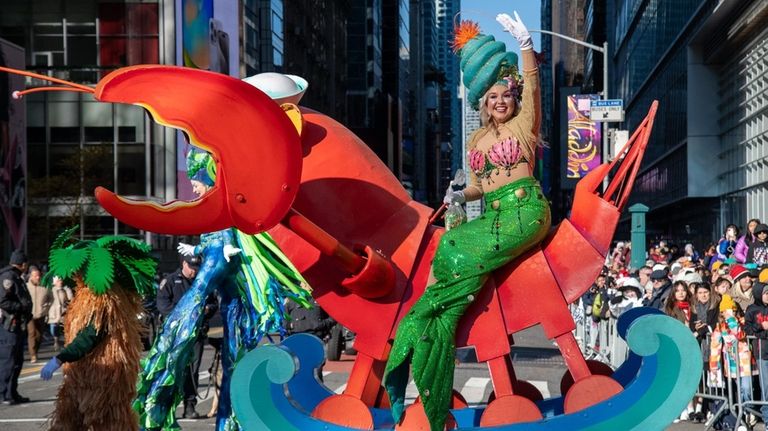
<box><xmin>497</xmin><ymin>12</ymin><xmax>541</xmax><ymax>155</ymax></box>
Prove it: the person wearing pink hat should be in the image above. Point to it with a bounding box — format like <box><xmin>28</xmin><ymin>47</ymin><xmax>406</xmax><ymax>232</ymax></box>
<box><xmin>728</xmin><ymin>264</ymin><xmax>754</xmax><ymax>312</ymax></box>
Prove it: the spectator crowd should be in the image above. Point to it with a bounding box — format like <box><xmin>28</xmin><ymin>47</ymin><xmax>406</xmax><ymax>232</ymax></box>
<box><xmin>579</xmin><ymin>219</ymin><xmax>768</xmax><ymax>430</ymax></box>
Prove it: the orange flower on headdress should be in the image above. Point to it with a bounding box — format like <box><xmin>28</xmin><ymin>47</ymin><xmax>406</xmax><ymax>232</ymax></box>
<box><xmin>452</xmin><ymin>20</ymin><xmax>481</xmax><ymax>52</ymax></box>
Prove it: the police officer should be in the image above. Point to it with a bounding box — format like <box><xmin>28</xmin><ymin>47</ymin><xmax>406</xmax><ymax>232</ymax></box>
<box><xmin>0</xmin><ymin>250</ymin><xmax>32</xmax><ymax>405</ymax></box>
<box><xmin>156</xmin><ymin>255</ymin><xmax>217</xmax><ymax>419</ymax></box>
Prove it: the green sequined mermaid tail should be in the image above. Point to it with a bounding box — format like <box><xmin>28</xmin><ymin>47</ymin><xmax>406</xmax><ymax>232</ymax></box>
<box><xmin>384</xmin><ymin>177</ymin><xmax>550</xmax><ymax>431</ymax></box>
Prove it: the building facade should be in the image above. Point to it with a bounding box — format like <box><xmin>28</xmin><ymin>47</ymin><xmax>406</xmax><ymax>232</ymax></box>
<box><xmin>540</xmin><ymin>0</ymin><xmax>590</xmax><ymax>222</ymax></box>
<box><xmin>609</xmin><ymin>0</ymin><xmax>768</xmax><ymax>247</ymax></box>
<box><xmin>0</xmin><ymin>0</ymin><xmax>283</xmax><ymax>264</ymax></box>
<box><xmin>0</xmin><ymin>0</ymin><xmax>178</xmax><ymax>262</ymax></box>
<box><xmin>283</xmin><ymin>0</ymin><xmax>350</xmax><ymax>122</ymax></box>
<box><xmin>437</xmin><ymin>0</ymin><xmax>462</xmax><ymax>181</ymax></box>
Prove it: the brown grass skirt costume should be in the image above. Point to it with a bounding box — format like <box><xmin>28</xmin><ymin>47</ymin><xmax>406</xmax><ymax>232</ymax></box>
<box><xmin>42</xmin><ymin>230</ymin><xmax>155</xmax><ymax>431</ymax></box>
<box><xmin>49</xmin><ymin>282</ymin><xmax>143</xmax><ymax>431</ymax></box>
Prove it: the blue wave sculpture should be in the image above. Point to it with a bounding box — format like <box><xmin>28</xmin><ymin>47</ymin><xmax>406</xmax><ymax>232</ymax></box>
<box><xmin>231</xmin><ymin>308</ymin><xmax>701</xmax><ymax>430</ymax></box>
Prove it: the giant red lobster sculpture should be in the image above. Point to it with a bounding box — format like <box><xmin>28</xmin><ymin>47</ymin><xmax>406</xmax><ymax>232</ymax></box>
<box><xmin>2</xmin><ymin>65</ymin><xmax>659</xmax><ymax>429</ymax></box>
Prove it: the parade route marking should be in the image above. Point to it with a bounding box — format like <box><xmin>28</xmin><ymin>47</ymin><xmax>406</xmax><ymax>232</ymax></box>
<box><xmin>20</xmin><ymin>365</ymin><xmax>43</xmax><ymax>376</ymax></box>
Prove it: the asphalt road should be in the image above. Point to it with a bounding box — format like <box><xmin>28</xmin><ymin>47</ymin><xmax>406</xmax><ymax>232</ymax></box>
<box><xmin>0</xmin><ymin>326</ymin><xmax>715</xmax><ymax>430</ymax></box>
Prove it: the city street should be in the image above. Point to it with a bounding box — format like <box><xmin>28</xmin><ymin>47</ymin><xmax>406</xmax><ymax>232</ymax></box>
<box><xmin>0</xmin><ymin>325</ymin><xmax>708</xmax><ymax>430</ymax></box>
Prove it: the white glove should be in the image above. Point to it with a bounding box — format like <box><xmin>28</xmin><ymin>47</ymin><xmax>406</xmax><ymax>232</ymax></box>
<box><xmin>443</xmin><ymin>190</ymin><xmax>466</xmax><ymax>205</ymax></box>
<box><xmin>497</xmin><ymin>11</ymin><xmax>533</xmax><ymax>51</ymax></box>
<box><xmin>177</xmin><ymin>242</ymin><xmax>196</xmax><ymax>256</ymax></box>
<box><xmin>223</xmin><ymin>244</ymin><xmax>242</xmax><ymax>262</ymax></box>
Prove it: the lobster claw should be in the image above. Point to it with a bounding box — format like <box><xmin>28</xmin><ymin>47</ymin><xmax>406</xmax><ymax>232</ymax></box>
<box><xmin>92</xmin><ymin>65</ymin><xmax>302</xmax><ymax>235</ymax></box>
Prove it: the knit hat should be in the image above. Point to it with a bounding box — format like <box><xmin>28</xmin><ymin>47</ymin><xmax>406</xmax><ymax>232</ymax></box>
<box><xmin>670</xmin><ymin>262</ymin><xmax>682</xmax><ymax>276</ymax></box>
<box><xmin>453</xmin><ymin>21</ymin><xmax>521</xmax><ymax>110</ymax></box>
<box><xmin>754</xmin><ymin>223</ymin><xmax>768</xmax><ymax>235</ymax></box>
<box><xmin>760</xmin><ymin>268</ymin><xmax>768</xmax><ymax>283</ymax></box>
<box><xmin>712</xmin><ymin>261</ymin><xmax>723</xmax><ymax>272</ymax></box>
<box><xmin>683</xmin><ymin>271</ymin><xmax>703</xmax><ymax>284</ymax></box>
<box><xmin>619</xmin><ymin>277</ymin><xmax>643</xmax><ymax>298</ymax></box>
<box><xmin>9</xmin><ymin>249</ymin><xmax>27</xmax><ymax>265</ymax></box>
<box><xmin>730</xmin><ymin>264</ymin><xmax>749</xmax><ymax>283</ymax></box>
<box><xmin>719</xmin><ymin>294</ymin><xmax>736</xmax><ymax>313</ymax></box>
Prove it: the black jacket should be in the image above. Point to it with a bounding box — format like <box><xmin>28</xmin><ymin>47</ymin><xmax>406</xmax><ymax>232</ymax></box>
<box><xmin>747</xmin><ymin>239</ymin><xmax>768</xmax><ymax>266</ymax></box>
<box><xmin>0</xmin><ymin>265</ymin><xmax>32</xmax><ymax>332</ymax></box>
<box><xmin>284</xmin><ymin>299</ymin><xmax>336</xmax><ymax>338</ymax></box>
<box><xmin>744</xmin><ymin>282</ymin><xmax>768</xmax><ymax>359</ymax></box>
<box><xmin>156</xmin><ymin>269</ymin><xmax>218</xmax><ymax>321</ymax></box>
<box><xmin>691</xmin><ymin>305</ymin><xmax>719</xmax><ymax>340</ymax></box>
<box><xmin>643</xmin><ymin>280</ymin><xmax>671</xmax><ymax>310</ymax></box>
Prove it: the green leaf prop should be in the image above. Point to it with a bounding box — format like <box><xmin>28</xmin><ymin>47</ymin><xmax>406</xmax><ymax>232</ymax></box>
<box><xmin>49</xmin><ymin>248</ymin><xmax>90</xmax><ymax>279</ymax></box>
<box><xmin>45</xmin><ymin>226</ymin><xmax>157</xmax><ymax>296</ymax></box>
<box><xmin>84</xmin><ymin>246</ymin><xmax>115</xmax><ymax>295</ymax></box>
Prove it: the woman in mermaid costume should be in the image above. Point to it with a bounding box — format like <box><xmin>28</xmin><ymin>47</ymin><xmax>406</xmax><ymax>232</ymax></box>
<box><xmin>134</xmin><ymin>148</ymin><xmax>312</xmax><ymax>430</ymax></box>
<box><xmin>384</xmin><ymin>12</ymin><xmax>550</xmax><ymax>431</ymax></box>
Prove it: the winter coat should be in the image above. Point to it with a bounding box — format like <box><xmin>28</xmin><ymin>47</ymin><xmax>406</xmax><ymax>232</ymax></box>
<box><xmin>747</xmin><ymin>238</ymin><xmax>768</xmax><ymax>266</ymax></box>
<box><xmin>608</xmin><ymin>295</ymin><xmax>643</xmax><ymax>318</ymax></box>
<box><xmin>0</xmin><ymin>265</ymin><xmax>32</xmax><ymax>332</ymax></box>
<box><xmin>643</xmin><ymin>280</ymin><xmax>671</xmax><ymax>310</ymax></box>
<box><xmin>744</xmin><ymin>282</ymin><xmax>768</xmax><ymax>360</ymax></box>
<box><xmin>728</xmin><ymin>283</ymin><xmax>754</xmax><ymax>313</ymax></box>
<box><xmin>692</xmin><ymin>303</ymin><xmax>719</xmax><ymax>339</ymax></box>
<box><xmin>717</xmin><ymin>237</ymin><xmax>738</xmax><ymax>262</ymax></box>
<box><xmin>284</xmin><ymin>298</ymin><xmax>336</xmax><ymax>338</ymax></box>
<box><xmin>27</xmin><ymin>281</ymin><xmax>52</xmax><ymax>320</ymax></box>
<box><xmin>735</xmin><ymin>234</ymin><xmax>755</xmax><ymax>263</ymax></box>
<box><xmin>48</xmin><ymin>285</ymin><xmax>73</xmax><ymax>325</ymax></box>
<box><xmin>710</xmin><ymin>310</ymin><xmax>753</xmax><ymax>383</ymax></box>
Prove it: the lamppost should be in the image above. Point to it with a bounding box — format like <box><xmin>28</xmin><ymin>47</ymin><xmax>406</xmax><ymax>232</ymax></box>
<box><xmin>530</xmin><ymin>30</ymin><xmax>610</xmax><ymax>164</ymax></box>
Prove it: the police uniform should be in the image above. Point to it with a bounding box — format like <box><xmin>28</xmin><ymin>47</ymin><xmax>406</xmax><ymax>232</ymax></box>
<box><xmin>0</xmin><ymin>257</ymin><xmax>32</xmax><ymax>404</ymax></box>
<box><xmin>157</xmin><ymin>260</ymin><xmax>217</xmax><ymax>418</ymax></box>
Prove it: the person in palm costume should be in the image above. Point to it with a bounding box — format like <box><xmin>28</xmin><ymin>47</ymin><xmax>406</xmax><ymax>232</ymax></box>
<box><xmin>39</xmin><ymin>227</ymin><xmax>158</xmax><ymax>431</ymax></box>
<box><xmin>134</xmin><ymin>147</ymin><xmax>313</xmax><ymax>431</ymax></box>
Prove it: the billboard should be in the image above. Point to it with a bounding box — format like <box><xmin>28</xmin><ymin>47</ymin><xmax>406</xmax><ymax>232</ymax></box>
<box><xmin>175</xmin><ymin>0</ymin><xmax>239</xmax><ymax>199</ymax></box>
<box><xmin>561</xmin><ymin>93</ymin><xmax>601</xmax><ymax>188</ymax></box>
<box><xmin>0</xmin><ymin>39</ymin><xmax>26</xmax><ymax>252</ymax></box>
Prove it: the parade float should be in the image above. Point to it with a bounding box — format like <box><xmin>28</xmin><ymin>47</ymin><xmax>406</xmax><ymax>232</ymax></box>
<box><xmin>0</xmin><ymin>63</ymin><xmax>700</xmax><ymax>430</ymax></box>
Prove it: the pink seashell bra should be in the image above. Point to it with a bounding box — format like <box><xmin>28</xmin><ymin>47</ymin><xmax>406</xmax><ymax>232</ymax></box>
<box><xmin>468</xmin><ymin>137</ymin><xmax>528</xmax><ymax>183</ymax></box>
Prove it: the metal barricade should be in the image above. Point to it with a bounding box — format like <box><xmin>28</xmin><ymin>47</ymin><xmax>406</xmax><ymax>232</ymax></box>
<box><xmin>696</xmin><ymin>332</ymin><xmax>731</xmax><ymax>430</ymax></box>
<box><xmin>569</xmin><ymin>305</ymin><xmax>768</xmax><ymax>430</ymax></box>
<box><xmin>728</xmin><ymin>336</ymin><xmax>768</xmax><ymax>431</ymax></box>
<box><xmin>569</xmin><ymin>302</ymin><xmax>629</xmax><ymax>367</ymax></box>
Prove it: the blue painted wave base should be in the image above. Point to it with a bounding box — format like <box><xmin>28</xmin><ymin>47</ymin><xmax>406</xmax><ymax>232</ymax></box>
<box><xmin>231</xmin><ymin>308</ymin><xmax>701</xmax><ymax>430</ymax></box>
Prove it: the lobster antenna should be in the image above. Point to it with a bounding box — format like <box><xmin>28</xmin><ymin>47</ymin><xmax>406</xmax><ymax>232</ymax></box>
<box><xmin>0</xmin><ymin>66</ymin><xmax>95</xmax><ymax>98</ymax></box>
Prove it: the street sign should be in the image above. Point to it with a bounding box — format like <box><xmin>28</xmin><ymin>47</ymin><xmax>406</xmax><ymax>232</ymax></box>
<box><xmin>590</xmin><ymin>99</ymin><xmax>624</xmax><ymax>122</ymax></box>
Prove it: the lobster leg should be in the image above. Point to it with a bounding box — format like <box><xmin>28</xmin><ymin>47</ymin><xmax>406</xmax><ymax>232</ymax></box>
<box><xmin>480</xmin><ymin>354</ymin><xmax>543</xmax><ymax>426</ymax></box>
<box><xmin>552</xmin><ymin>329</ymin><xmax>623</xmax><ymax>413</ymax></box>
<box><xmin>310</xmin><ymin>351</ymin><xmax>380</xmax><ymax>429</ymax></box>
<box><xmin>555</xmin><ymin>332</ymin><xmax>591</xmax><ymax>381</ymax></box>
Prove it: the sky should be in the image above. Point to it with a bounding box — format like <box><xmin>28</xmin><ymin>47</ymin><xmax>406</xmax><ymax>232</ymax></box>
<box><xmin>459</xmin><ymin>0</ymin><xmax>542</xmax><ymax>57</ymax></box>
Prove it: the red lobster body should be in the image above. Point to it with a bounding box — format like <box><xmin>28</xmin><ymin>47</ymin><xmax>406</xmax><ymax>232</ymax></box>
<box><xmin>0</xmin><ymin>64</ymin><xmax>656</xmax><ymax>428</ymax></box>
<box><xmin>270</xmin><ymin>103</ymin><xmax>658</xmax><ymax>427</ymax></box>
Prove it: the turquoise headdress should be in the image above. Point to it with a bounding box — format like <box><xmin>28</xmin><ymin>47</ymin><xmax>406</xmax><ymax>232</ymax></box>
<box><xmin>186</xmin><ymin>147</ymin><xmax>216</xmax><ymax>187</ymax></box>
<box><xmin>453</xmin><ymin>21</ymin><xmax>521</xmax><ymax>110</ymax></box>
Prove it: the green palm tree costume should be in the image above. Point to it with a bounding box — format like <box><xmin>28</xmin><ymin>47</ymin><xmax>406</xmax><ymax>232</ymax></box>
<box><xmin>384</xmin><ymin>23</ymin><xmax>550</xmax><ymax>431</ymax></box>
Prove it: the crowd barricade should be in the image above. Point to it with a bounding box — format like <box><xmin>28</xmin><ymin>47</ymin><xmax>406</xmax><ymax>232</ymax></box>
<box><xmin>569</xmin><ymin>303</ymin><xmax>627</xmax><ymax>368</ymax></box>
<box><xmin>722</xmin><ymin>335</ymin><xmax>768</xmax><ymax>431</ymax></box>
<box><xmin>569</xmin><ymin>305</ymin><xmax>768</xmax><ymax>430</ymax></box>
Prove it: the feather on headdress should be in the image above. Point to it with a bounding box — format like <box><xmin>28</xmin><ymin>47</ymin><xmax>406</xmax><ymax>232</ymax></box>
<box><xmin>452</xmin><ymin>20</ymin><xmax>481</xmax><ymax>52</ymax></box>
